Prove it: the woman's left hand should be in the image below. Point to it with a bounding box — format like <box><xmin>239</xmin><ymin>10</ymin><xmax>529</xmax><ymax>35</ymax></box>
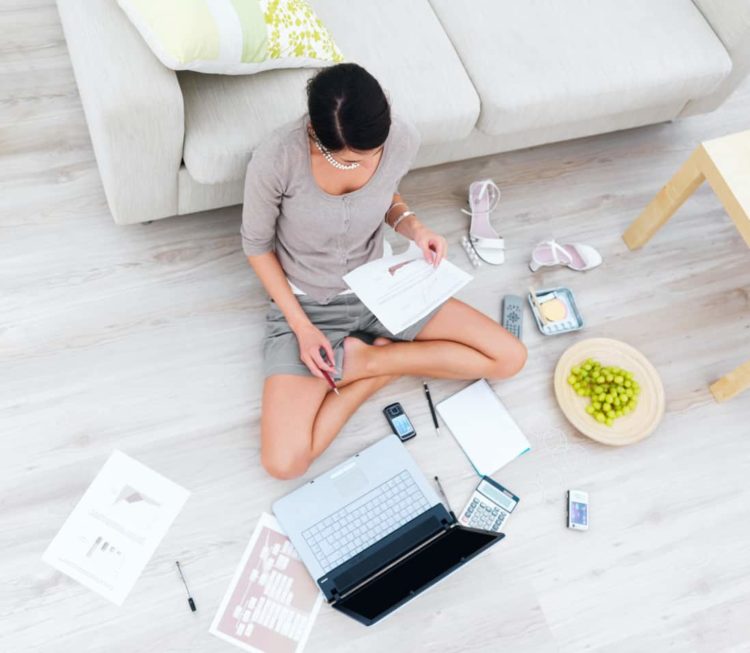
<box><xmin>412</xmin><ymin>226</ymin><xmax>447</xmax><ymax>267</ymax></box>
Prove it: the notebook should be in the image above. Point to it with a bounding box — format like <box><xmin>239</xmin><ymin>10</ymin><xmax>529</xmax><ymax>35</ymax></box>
<box><xmin>436</xmin><ymin>379</ymin><xmax>531</xmax><ymax>476</ymax></box>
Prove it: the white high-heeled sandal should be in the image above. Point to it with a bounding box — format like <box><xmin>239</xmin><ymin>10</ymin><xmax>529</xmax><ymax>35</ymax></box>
<box><xmin>529</xmin><ymin>240</ymin><xmax>602</xmax><ymax>272</ymax></box>
<box><xmin>460</xmin><ymin>179</ymin><xmax>505</xmax><ymax>266</ymax></box>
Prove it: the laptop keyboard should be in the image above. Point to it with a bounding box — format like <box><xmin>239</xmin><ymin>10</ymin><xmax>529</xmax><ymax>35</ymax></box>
<box><xmin>302</xmin><ymin>470</ymin><xmax>431</xmax><ymax>571</ymax></box>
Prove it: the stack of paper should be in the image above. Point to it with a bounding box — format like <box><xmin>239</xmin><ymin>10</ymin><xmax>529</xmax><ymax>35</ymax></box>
<box><xmin>437</xmin><ymin>379</ymin><xmax>530</xmax><ymax>476</ymax></box>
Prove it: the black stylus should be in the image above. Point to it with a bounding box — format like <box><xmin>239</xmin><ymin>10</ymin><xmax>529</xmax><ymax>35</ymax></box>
<box><xmin>434</xmin><ymin>475</ymin><xmax>456</xmax><ymax>521</ymax></box>
<box><xmin>176</xmin><ymin>561</ymin><xmax>197</xmax><ymax>612</ymax></box>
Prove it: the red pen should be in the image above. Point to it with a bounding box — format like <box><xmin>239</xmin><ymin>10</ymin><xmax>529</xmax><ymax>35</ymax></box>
<box><xmin>319</xmin><ymin>349</ymin><xmax>340</xmax><ymax>395</ymax></box>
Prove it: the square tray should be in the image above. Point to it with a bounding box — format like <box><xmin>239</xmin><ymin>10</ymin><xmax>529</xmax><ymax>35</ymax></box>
<box><xmin>527</xmin><ymin>287</ymin><xmax>584</xmax><ymax>336</ymax></box>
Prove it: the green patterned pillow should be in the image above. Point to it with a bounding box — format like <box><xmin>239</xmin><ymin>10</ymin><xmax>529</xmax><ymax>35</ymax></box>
<box><xmin>117</xmin><ymin>0</ymin><xmax>344</xmax><ymax>74</ymax></box>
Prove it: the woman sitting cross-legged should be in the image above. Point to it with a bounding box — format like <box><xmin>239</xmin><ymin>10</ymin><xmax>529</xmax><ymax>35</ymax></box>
<box><xmin>243</xmin><ymin>63</ymin><xmax>527</xmax><ymax>480</ymax></box>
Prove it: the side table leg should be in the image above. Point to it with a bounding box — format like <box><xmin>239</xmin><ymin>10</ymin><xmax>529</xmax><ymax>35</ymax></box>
<box><xmin>710</xmin><ymin>359</ymin><xmax>750</xmax><ymax>402</ymax></box>
<box><xmin>623</xmin><ymin>149</ymin><xmax>705</xmax><ymax>250</ymax></box>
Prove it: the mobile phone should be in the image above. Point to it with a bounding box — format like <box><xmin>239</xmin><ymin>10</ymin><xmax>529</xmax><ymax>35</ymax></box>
<box><xmin>567</xmin><ymin>490</ymin><xmax>589</xmax><ymax>530</ymax></box>
<box><xmin>383</xmin><ymin>402</ymin><xmax>416</xmax><ymax>442</ymax></box>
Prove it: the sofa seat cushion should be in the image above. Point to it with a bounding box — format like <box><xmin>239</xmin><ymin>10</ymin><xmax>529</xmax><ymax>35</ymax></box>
<box><xmin>180</xmin><ymin>0</ymin><xmax>478</xmax><ymax>184</ymax></box>
<box><xmin>429</xmin><ymin>0</ymin><xmax>732</xmax><ymax>136</ymax></box>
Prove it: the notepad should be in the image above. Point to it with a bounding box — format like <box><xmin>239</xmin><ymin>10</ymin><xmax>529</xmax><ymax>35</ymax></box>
<box><xmin>436</xmin><ymin>379</ymin><xmax>531</xmax><ymax>477</ymax></box>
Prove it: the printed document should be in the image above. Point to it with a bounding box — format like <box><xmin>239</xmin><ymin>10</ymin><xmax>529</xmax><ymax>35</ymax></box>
<box><xmin>42</xmin><ymin>450</ymin><xmax>189</xmax><ymax>605</ymax></box>
<box><xmin>343</xmin><ymin>242</ymin><xmax>473</xmax><ymax>334</ymax></box>
<box><xmin>210</xmin><ymin>513</ymin><xmax>323</xmax><ymax>653</ymax></box>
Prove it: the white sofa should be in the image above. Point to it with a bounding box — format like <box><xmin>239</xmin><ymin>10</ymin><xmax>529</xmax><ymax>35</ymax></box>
<box><xmin>57</xmin><ymin>0</ymin><xmax>750</xmax><ymax>225</ymax></box>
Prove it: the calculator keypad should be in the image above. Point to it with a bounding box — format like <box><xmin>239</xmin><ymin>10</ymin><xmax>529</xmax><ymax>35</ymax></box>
<box><xmin>460</xmin><ymin>493</ymin><xmax>511</xmax><ymax>532</ymax></box>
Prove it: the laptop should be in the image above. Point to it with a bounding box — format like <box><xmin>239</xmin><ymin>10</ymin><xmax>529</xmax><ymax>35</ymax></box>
<box><xmin>273</xmin><ymin>435</ymin><xmax>505</xmax><ymax>626</ymax></box>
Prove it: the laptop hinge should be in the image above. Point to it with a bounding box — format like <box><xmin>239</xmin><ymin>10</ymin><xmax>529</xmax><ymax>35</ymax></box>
<box><xmin>331</xmin><ymin>526</ymin><xmax>452</xmax><ymax>605</ymax></box>
<box><xmin>319</xmin><ymin>505</ymin><xmax>451</xmax><ymax>602</ymax></box>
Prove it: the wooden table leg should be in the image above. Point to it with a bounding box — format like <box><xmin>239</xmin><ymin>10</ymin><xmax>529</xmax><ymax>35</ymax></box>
<box><xmin>623</xmin><ymin>149</ymin><xmax>705</xmax><ymax>250</ymax></box>
<box><xmin>710</xmin><ymin>359</ymin><xmax>750</xmax><ymax>402</ymax></box>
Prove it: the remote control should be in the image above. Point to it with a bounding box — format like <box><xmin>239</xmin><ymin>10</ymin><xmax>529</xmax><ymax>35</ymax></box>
<box><xmin>501</xmin><ymin>294</ymin><xmax>524</xmax><ymax>340</ymax></box>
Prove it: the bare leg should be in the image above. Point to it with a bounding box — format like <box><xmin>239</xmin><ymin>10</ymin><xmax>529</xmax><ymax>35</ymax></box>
<box><xmin>261</xmin><ymin>339</ymin><xmax>396</xmax><ymax>479</ymax></box>
<box><xmin>342</xmin><ymin>298</ymin><xmax>527</xmax><ymax>382</ymax></box>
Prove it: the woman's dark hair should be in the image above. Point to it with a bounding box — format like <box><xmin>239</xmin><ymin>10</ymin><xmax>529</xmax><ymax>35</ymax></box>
<box><xmin>306</xmin><ymin>63</ymin><xmax>391</xmax><ymax>152</ymax></box>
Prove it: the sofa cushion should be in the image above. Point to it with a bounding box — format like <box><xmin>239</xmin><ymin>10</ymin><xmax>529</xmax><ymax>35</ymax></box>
<box><xmin>180</xmin><ymin>0</ymin><xmax>478</xmax><ymax>184</ymax></box>
<box><xmin>429</xmin><ymin>0</ymin><xmax>732</xmax><ymax>136</ymax></box>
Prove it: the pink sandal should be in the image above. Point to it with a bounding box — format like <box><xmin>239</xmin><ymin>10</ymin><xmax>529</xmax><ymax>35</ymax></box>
<box><xmin>460</xmin><ymin>179</ymin><xmax>505</xmax><ymax>266</ymax></box>
<box><xmin>529</xmin><ymin>240</ymin><xmax>602</xmax><ymax>272</ymax></box>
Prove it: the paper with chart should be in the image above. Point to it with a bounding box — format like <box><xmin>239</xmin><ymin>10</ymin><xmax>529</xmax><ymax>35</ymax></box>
<box><xmin>210</xmin><ymin>513</ymin><xmax>323</xmax><ymax>653</ymax></box>
<box><xmin>343</xmin><ymin>242</ymin><xmax>473</xmax><ymax>334</ymax></box>
<box><xmin>42</xmin><ymin>450</ymin><xmax>189</xmax><ymax>605</ymax></box>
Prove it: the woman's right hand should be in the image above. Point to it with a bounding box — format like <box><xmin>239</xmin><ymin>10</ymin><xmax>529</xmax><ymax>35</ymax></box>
<box><xmin>293</xmin><ymin>321</ymin><xmax>336</xmax><ymax>379</ymax></box>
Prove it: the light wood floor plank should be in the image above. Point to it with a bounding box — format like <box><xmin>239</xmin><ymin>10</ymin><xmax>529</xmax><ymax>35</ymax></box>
<box><xmin>1</xmin><ymin>3</ymin><xmax>750</xmax><ymax>651</ymax></box>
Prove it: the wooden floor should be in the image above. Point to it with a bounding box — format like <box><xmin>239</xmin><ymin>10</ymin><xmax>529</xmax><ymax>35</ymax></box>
<box><xmin>2</xmin><ymin>3</ymin><xmax>750</xmax><ymax>652</ymax></box>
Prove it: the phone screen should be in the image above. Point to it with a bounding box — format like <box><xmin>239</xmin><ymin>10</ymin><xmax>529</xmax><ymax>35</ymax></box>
<box><xmin>391</xmin><ymin>414</ymin><xmax>414</xmax><ymax>438</ymax></box>
<box><xmin>570</xmin><ymin>501</ymin><xmax>588</xmax><ymax>526</ymax></box>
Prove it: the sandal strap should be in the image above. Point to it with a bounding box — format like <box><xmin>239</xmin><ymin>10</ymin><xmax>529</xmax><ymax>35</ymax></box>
<box><xmin>470</xmin><ymin>235</ymin><xmax>505</xmax><ymax>250</ymax></box>
<box><xmin>548</xmin><ymin>239</ymin><xmax>573</xmax><ymax>265</ymax></box>
<box><xmin>472</xmin><ymin>179</ymin><xmax>501</xmax><ymax>213</ymax></box>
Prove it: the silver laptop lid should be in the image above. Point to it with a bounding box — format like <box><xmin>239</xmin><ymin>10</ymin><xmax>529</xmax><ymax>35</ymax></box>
<box><xmin>273</xmin><ymin>435</ymin><xmax>441</xmax><ymax>582</ymax></box>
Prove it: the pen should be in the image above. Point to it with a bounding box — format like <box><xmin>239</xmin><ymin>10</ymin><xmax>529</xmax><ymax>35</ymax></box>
<box><xmin>423</xmin><ymin>381</ymin><xmax>440</xmax><ymax>436</ymax></box>
<box><xmin>433</xmin><ymin>475</ymin><xmax>456</xmax><ymax>520</ymax></box>
<box><xmin>176</xmin><ymin>561</ymin><xmax>197</xmax><ymax>612</ymax></box>
<box><xmin>319</xmin><ymin>349</ymin><xmax>340</xmax><ymax>395</ymax></box>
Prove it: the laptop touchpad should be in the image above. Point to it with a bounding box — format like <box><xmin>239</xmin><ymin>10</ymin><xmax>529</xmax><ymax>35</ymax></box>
<box><xmin>332</xmin><ymin>464</ymin><xmax>369</xmax><ymax>497</ymax></box>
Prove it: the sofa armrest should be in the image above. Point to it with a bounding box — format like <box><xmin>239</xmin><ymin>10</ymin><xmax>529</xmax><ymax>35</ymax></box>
<box><xmin>57</xmin><ymin>0</ymin><xmax>184</xmax><ymax>224</ymax></box>
<box><xmin>683</xmin><ymin>0</ymin><xmax>750</xmax><ymax>116</ymax></box>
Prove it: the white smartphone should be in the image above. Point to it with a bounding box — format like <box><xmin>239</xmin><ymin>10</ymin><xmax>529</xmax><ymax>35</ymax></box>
<box><xmin>567</xmin><ymin>490</ymin><xmax>589</xmax><ymax>530</ymax></box>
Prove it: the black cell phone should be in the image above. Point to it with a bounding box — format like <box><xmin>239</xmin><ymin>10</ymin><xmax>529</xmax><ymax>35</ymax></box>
<box><xmin>383</xmin><ymin>402</ymin><xmax>417</xmax><ymax>442</ymax></box>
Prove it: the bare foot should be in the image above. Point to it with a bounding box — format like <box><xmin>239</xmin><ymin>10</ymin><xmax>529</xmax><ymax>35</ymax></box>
<box><xmin>342</xmin><ymin>336</ymin><xmax>390</xmax><ymax>382</ymax></box>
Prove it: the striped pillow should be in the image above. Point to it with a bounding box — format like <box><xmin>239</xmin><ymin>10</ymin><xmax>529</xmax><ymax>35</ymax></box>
<box><xmin>118</xmin><ymin>0</ymin><xmax>344</xmax><ymax>75</ymax></box>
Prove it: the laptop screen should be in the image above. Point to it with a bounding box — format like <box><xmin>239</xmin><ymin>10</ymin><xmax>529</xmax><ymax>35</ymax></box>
<box><xmin>334</xmin><ymin>526</ymin><xmax>502</xmax><ymax>625</ymax></box>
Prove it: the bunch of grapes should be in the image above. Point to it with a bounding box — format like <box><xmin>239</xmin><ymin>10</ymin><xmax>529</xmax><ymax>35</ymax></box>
<box><xmin>567</xmin><ymin>358</ymin><xmax>639</xmax><ymax>427</ymax></box>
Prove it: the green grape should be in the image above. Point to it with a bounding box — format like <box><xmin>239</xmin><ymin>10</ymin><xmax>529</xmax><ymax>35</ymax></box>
<box><xmin>576</xmin><ymin>357</ymin><xmax>640</xmax><ymax>425</ymax></box>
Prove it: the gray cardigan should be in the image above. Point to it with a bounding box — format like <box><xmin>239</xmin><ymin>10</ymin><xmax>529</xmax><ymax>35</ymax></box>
<box><xmin>241</xmin><ymin>113</ymin><xmax>421</xmax><ymax>304</ymax></box>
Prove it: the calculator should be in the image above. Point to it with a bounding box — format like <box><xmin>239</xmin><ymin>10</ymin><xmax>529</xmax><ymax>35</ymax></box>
<box><xmin>459</xmin><ymin>476</ymin><xmax>520</xmax><ymax>532</ymax></box>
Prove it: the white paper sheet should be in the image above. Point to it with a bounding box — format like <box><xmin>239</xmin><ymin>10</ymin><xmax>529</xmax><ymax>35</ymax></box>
<box><xmin>437</xmin><ymin>379</ymin><xmax>531</xmax><ymax>477</ymax></box>
<box><xmin>210</xmin><ymin>513</ymin><xmax>323</xmax><ymax>653</ymax></box>
<box><xmin>343</xmin><ymin>242</ymin><xmax>473</xmax><ymax>334</ymax></box>
<box><xmin>42</xmin><ymin>450</ymin><xmax>189</xmax><ymax>605</ymax></box>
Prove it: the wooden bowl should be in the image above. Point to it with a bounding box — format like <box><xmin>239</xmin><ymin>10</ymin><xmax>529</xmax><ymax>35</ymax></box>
<box><xmin>554</xmin><ymin>338</ymin><xmax>665</xmax><ymax>445</ymax></box>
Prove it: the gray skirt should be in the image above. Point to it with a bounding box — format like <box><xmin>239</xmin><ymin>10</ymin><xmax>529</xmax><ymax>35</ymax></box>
<box><xmin>263</xmin><ymin>294</ymin><xmax>441</xmax><ymax>379</ymax></box>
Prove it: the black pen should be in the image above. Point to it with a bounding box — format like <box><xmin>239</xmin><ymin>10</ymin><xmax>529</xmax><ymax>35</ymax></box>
<box><xmin>176</xmin><ymin>561</ymin><xmax>197</xmax><ymax>612</ymax></box>
<box><xmin>423</xmin><ymin>381</ymin><xmax>440</xmax><ymax>436</ymax></box>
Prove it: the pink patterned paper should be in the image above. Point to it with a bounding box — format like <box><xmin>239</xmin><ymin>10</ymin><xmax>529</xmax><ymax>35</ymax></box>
<box><xmin>210</xmin><ymin>514</ymin><xmax>323</xmax><ymax>653</ymax></box>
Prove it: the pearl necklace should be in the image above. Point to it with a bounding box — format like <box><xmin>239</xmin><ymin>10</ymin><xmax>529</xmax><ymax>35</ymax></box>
<box><xmin>310</xmin><ymin>130</ymin><xmax>360</xmax><ymax>170</ymax></box>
